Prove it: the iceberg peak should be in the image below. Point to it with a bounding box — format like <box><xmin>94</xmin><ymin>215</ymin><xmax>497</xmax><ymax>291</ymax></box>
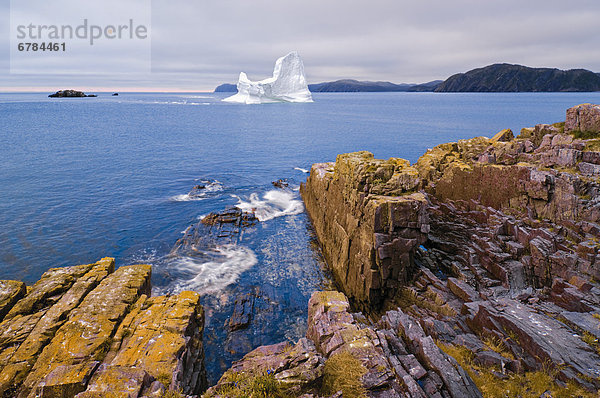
<box><xmin>224</xmin><ymin>51</ymin><xmax>313</xmax><ymax>104</ymax></box>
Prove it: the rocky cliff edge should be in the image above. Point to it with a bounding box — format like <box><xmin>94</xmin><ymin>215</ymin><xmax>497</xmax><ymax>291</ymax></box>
<box><xmin>295</xmin><ymin>103</ymin><xmax>600</xmax><ymax>396</ymax></box>
<box><xmin>210</xmin><ymin>103</ymin><xmax>600</xmax><ymax>397</ymax></box>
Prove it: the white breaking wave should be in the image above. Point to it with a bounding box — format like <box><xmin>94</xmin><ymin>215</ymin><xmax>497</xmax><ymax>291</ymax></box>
<box><xmin>170</xmin><ymin>194</ymin><xmax>206</xmax><ymax>202</ymax></box>
<box><xmin>233</xmin><ymin>189</ymin><xmax>303</xmax><ymax>222</ymax></box>
<box><xmin>167</xmin><ymin>245</ymin><xmax>257</xmax><ymax>295</ymax></box>
<box><xmin>179</xmin><ymin>95</ymin><xmax>211</xmax><ymax>99</ymax></box>
<box><xmin>200</xmin><ymin>180</ymin><xmax>224</xmax><ymax>193</ymax></box>
<box><xmin>145</xmin><ymin>100</ymin><xmax>211</xmax><ymax>106</ymax></box>
<box><xmin>170</xmin><ymin>180</ymin><xmax>223</xmax><ymax>202</ymax></box>
<box><xmin>294</xmin><ymin>167</ymin><xmax>309</xmax><ymax>173</ymax></box>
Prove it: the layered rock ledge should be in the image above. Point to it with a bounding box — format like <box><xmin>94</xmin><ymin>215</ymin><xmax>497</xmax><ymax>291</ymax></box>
<box><xmin>294</xmin><ymin>103</ymin><xmax>600</xmax><ymax>395</ymax></box>
<box><xmin>0</xmin><ymin>258</ymin><xmax>206</xmax><ymax>398</ymax></box>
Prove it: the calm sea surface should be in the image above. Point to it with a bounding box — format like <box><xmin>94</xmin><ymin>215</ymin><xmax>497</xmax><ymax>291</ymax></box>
<box><xmin>2</xmin><ymin>91</ymin><xmax>600</xmax><ymax>382</ymax></box>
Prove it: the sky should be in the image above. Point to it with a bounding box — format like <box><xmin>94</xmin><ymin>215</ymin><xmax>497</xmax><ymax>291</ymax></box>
<box><xmin>1</xmin><ymin>0</ymin><xmax>600</xmax><ymax>92</ymax></box>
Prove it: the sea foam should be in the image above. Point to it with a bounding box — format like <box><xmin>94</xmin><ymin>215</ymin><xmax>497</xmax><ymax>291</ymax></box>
<box><xmin>170</xmin><ymin>180</ymin><xmax>223</xmax><ymax>202</ymax></box>
<box><xmin>233</xmin><ymin>189</ymin><xmax>303</xmax><ymax>222</ymax></box>
<box><xmin>166</xmin><ymin>244</ymin><xmax>257</xmax><ymax>295</ymax></box>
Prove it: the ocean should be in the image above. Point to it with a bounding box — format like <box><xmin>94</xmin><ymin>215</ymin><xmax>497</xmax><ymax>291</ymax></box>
<box><xmin>1</xmin><ymin>91</ymin><xmax>600</xmax><ymax>382</ymax></box>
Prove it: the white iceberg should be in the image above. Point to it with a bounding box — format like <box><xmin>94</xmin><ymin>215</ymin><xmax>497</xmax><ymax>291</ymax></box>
<box><xmin>223</xmin><ymin>51</ymin><xmax>313</xmax><ymax>104</ymax></box>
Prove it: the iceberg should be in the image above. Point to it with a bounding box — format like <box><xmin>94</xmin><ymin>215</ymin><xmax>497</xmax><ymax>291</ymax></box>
<box><xmin>223</xmin><ymin>51</ymin><xmax>313</xmax><ymax>104</ymax></box>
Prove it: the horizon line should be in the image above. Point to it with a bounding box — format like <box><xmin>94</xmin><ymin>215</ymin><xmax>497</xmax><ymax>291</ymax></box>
<box><xmin>0</xmin><ymin>87</ymin><xmax>215</xmax><ymax>93</ymax></box>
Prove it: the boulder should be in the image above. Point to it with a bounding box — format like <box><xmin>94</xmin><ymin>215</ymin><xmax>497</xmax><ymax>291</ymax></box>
<box><xmin>447</xmin><ymin>277</ymin><xmax>480</xmax><ymax>303</ymax></box>
<box><xmin>578</xmin><ymin>161</ymin><xmax>600</xmax><ymax>176</ymax></box>
<box><xmin>204</xmin><ymin>338</ymin><xmax>324</xmax><ymax>397</ymax></box>
<box><xmin>566</xmin><ymin>103</ymin><xmax>600</xmax><ymax>134</ymax></box>
<box><xmin>550</xmin><ymin>279</ymin><xmax>593</xmax><ymax>312</ymax></box>
<box><xmin>228</xmin><ymin>292</ymin><xmax>255</xmax><ymax>331</ymax></box>
<box><xmin>35</xmin><ymin>362</ymin><xmax>99</xmax><ymax>398</ymax></box>
<box><xmin>560</xmin><ymin>311</ymin><xmax>600</xmax><ymax>339</ymax></box>
<box><xmin>76</xmin><ymin>365</ymin><xmax>151</xmax><ymax>397</ymax></box>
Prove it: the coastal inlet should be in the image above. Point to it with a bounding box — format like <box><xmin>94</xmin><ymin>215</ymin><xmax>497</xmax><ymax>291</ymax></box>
<box><xmin>150</xmin><ymin>180</ymin><xmax>333</xmax><ymax>385</ymax></box>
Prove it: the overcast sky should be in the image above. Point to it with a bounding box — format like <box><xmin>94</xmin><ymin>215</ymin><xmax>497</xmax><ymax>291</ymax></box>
<box><xmin>1</xmin><ymin>0</ymin><xmax>599</xmax><ymax>91</ymax></box>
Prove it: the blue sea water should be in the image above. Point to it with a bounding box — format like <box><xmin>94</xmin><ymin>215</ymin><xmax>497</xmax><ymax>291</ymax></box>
<box><xmin>1</xmin><ymin>91</ymin><xmax>600</xmax><ymax>382</ymax></box>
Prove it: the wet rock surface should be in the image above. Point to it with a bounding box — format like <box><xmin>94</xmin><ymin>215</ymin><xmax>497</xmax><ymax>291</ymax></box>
<box><xmin>566</xmin><ymin>103</ymin><xmax>600</xmax><ymax>134</ymax></box>
<box><xmin>0</xmin><ymin>258</ymin><xmax>205</xmax><ymax>397</ymax></box>
<box><xmin>228</xmin><ymin>292</ymin><xmax>255</xmax><ymax>331</ymax></box>
<box><xmin>272</xmin><ymin>179</ymin><xmax>290</xmax><ymax>188</ymax></box>
<box><xmin>171</xmin><ymin>208</ymin><xmax>257</xmax><ymax>255</ymax></box>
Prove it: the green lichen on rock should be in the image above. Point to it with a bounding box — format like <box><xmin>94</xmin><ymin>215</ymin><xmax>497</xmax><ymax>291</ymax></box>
<box><xmin>0</xmin><ymin>258</ymin><xmax>115</xmax><ymax>395</ymax></box>
<box><xmin>0</xmin><ymin>280</ymin><xmax>26</xmax><ymax>322</ymax></box>
<box><xmin>19</xmin><ymin>263</ymin><xmax>152</xmax><ymax>396</ymax></box>
<box><xmin>0</xmin><ymin>258</ymin><xmax>207</xmax><ymax>397</ymax></box>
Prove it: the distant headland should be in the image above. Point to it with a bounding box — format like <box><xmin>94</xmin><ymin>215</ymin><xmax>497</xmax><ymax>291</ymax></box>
<box><xmin>437</xmin><ymin>64</ymin><xmax>600</xmax><ymax>92</ymax></box>
<box><xmin>215</xmin><ymin>64</ymin><xmax>600</xmax><ymax>93</ymax></box>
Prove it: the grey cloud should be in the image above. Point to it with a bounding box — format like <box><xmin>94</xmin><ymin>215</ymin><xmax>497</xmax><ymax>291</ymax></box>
<box><xmin>1</xmin><ymin>0</ymin><xmax>599</xmax><ymax>90</ymax></box>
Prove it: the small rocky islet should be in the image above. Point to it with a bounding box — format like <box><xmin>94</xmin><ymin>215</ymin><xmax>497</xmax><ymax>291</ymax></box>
<box><xmin>48</xmin><ymin>90</ymin><xmax>97</xmax><ymax>98</ymax></box>
<box><xmin>1</xmin><ymin>104</ymin><xmax>600</xmax><ymax>397</ymax></box>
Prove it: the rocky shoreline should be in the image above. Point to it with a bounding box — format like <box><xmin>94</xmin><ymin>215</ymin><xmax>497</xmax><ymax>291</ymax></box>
<box><xmin>0</xmin><ymin>258</ymin><xmax>205</xmax><ymax>397</ymax></box>
<box><xmin>1</xmin><ymin>104</ymin><xmax>599</xmax><ymax>397</ymax></box>
<box><xmin>210</xmin><ymin>104</ymin><xmax>600</xmax><ymax>397</ymax></box>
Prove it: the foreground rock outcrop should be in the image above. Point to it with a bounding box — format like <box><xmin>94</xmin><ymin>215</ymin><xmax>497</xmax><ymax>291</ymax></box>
<box><xmin>206</xmin><ymin>291</ymin><xmax>481</xmax><ymax>398</ymax></box>
<box><xmin>300</xmin><ymin>154</ymin><xmax>429</xmax><ymax>311</ymax></box>
<box><xmin>296</xmin><ymin>104</ymin><xmax>600</xmax><ymax>395</ymax></box>
<box><xmin>0</xmin><ymin>258</ymin><xmax>206</xmax><ymax>397</ymax></box>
